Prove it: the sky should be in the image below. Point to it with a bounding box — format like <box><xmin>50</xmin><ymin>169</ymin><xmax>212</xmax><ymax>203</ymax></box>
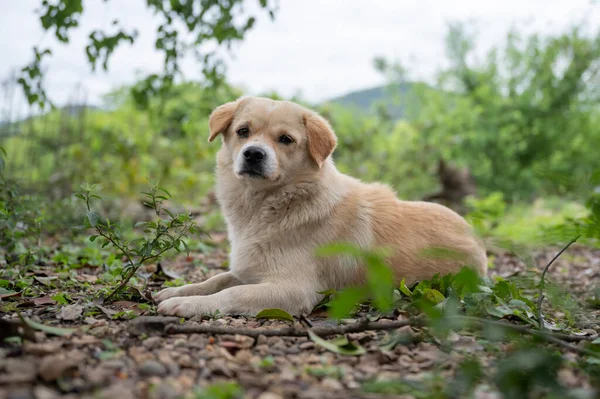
<box><xmin>0</xmin><ymin>0</ymin><xmax>598</xmax><ymax>119</ymax></box>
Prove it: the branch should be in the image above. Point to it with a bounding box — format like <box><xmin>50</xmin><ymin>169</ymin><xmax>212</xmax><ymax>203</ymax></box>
<box><xmin>452</xmin><ymin>315</ymin><xmax>598</xmax><ymax>358</ymax></box>
<box><xmin>536</xmin><ymin>236</ymin><xmax>580</xmax><ymax>330</ymax></box>
<box><xmin>158</xmin><ymin>314</ymin><xmax>598</xmax><ymax>357</ymax></box>
<box><xmin>164</xmin><ymin>318</ymin><xmax>425</xmax><ymax>338</ymax></box>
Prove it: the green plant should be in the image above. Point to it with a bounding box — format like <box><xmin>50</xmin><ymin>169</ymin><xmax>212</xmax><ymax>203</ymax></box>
<box><xmin>75</xmin><ymin>181</ymin><xmax>203</xmax><ymax>302</ymax></box>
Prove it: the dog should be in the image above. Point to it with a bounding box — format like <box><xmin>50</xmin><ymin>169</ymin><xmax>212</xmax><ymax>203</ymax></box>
<box><xmin>155</xmin><ymin>96</ymin><xmax>487</xmax><ymax>318</ymax></box>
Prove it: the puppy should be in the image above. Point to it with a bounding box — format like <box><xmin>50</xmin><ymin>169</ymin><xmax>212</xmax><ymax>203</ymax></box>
<box><xmin>156</xmin><ymin>96</ymin><xmax>487</xmax><ymax>318</ymax></box>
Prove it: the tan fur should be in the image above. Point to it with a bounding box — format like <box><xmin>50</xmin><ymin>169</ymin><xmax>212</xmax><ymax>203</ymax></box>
<box><xmin>156</xmin><ymin>97</ymin><xmax>487</xmax><ymax>318</ymax></box>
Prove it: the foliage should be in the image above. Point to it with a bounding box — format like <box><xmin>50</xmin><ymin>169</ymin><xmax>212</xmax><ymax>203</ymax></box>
<box><xmin>377</xmin><ymin>21</ymin><xmax>600</xmax><ymax>201</ymax></box>
<box><xmin>76</xmin><ymin>181</ymin><xmax>203</xmax><ymax>302</ymax></box>
<box><xmin>19</xmin><ymin>0</ymin><xmax>277</xmax><ymax>109</ymax></box>
<box><xmin>0</xmin><ymin>145</ymin><xmax>44</xmax><ymax>264</ymax></box>
<box><xmin>316</xmin><ymin>243</ymin><xmax>395</xmax><ymax>319</ymax></box>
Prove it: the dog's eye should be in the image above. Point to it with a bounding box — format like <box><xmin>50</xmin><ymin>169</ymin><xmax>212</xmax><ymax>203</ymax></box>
<box><xmin>278</xmin><ymin>135</ymin><xmax>294</xmax><ymax>145</ymax></box>
<box><xmin>236</xmin><ymin>127</ymin><xmax>249</xmax><ymax>138</ymax></box>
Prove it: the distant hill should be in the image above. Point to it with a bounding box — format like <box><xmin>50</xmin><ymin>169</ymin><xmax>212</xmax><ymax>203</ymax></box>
<box><xmin>324</xmin><ymin>83</ymin><xmax>413</xmax><ymax>119</ymax></box>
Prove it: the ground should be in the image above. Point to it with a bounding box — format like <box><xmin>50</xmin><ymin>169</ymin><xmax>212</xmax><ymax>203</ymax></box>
<box><xmin>0</xmin><ymin>232</ymin><xmax>599</xmax><ymax>399</ymax></box>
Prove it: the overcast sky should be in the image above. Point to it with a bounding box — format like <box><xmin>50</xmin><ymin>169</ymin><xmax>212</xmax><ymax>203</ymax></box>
<box><xmin>1</xmin><ymin>0</ymin><xmax>598</xmax><ymax>118</ymax></box>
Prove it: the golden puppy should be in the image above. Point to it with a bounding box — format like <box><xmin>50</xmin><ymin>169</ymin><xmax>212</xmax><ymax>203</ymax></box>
<box><xmin>156</xmin><ymin>96</ymin><xmax>487</xmax><ymax>317</ymax></box>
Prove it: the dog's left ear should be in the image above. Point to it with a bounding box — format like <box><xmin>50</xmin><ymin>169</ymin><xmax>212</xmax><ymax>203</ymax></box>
<box><xmin>303</xmin><ymin>113</ymin><xmax>337</xmax><ymax>168</ymax></box>
<box><xmin>208</xmin><ymin>101</ymin><xmax>239</xmax><ymax>142</ymax></box>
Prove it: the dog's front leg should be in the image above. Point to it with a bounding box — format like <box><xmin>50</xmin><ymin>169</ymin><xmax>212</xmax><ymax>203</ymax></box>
<box><xmin>154</xmin><ymin>271</ymin><xmax>242</xmax><ymax>303</ymax></box>
<box><xmin>157</xmin><ymin>282</ymin><xmax>318</xmax><ymax>318</ymax></box>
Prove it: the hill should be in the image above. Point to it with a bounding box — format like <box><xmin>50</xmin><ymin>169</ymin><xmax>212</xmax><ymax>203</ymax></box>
<box><xmin>324</xmin><ymin>82</ymin><xmax>413</xmax><ymax>119</ymax></box>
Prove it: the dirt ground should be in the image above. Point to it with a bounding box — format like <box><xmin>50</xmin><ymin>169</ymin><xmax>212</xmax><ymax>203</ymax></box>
<box><xmin>1</xmin><ymin>237</ymin><xmax>598</xmax><ymax>399</ymax></box>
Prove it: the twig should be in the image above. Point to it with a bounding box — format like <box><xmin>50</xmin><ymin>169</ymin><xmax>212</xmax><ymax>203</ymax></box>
<box><xmin>165</xmin><ymin>318</ymin><xmax>424</xmax><ymax>337</ymax></box>
<box><xmin>162</xmin><ymin>314</ymin><xmax>598</xmax><ymax>357</ymax></box>
<box><xmin>451</xmin><ymin>315</ymin><xmax>598</xmax><ymax>358</ymax></box>
<box><xmin>536</xmin><ymin>236</ymin><xmax>580</xmax><ymax>330</ymax></box>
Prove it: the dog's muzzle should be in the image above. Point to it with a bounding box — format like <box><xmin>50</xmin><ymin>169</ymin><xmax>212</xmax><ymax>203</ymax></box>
<box><xmin>240</xmin><ymin>146</ymin><xmax>267</xmax><ymax>178</ymax></box>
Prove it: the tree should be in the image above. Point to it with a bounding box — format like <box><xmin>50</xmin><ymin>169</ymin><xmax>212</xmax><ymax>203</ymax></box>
<box><xmin>377</xmin><ymin>21</ymin><xmax>600</xmax><ymax>200</ymax></box>
<box><xmin>17</xmin><ymin>0</ymin><xmax>278</xmax><ymax>109</ymax></box>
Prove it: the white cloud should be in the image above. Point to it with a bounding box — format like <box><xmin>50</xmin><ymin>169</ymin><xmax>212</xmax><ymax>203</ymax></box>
<box><xmin>0</xmin><ymin>0</ymin><xmax>598</xmax><ymax>117</ymax></box>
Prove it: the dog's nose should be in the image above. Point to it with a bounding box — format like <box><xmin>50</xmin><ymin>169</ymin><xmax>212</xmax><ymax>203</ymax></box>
<box><xmin>243</xmin><ymin>147</ymin><xmax>266</xmax><ymax>164</ymax></box>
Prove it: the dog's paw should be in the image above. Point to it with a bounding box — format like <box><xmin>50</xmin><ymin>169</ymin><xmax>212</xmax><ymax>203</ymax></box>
<box><xmin>157</xmin><ymin>296</ymin><xmax>221</xmax><ymax>318</ymax></box>
<box><xmin>153</xmin><ymin>287</ymin><xmax>182</xmax><ymax>303</ymax></box>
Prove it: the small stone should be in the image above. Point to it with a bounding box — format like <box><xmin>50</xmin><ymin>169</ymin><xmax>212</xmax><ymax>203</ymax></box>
<box><xmin>143</xmin><ymin>336</ymin><xmax>162</xmax><ymax>348</ymax></box>
<box><xmin>139</xmin><ymin>360</ymin><xmax>168</xmax><ymax>377</ymax></box>
<box><xmin>321</xmin><ymin>378</ymin><xmax>344</xmax><ymax>391</ymax></box>
<box><xmin>257</xmin><ymin>392</ymin><xmax>284</xmax><ymax>399</ymax></box>
<box><xmin>33</xmin><ymin>386</ymin><xmax>61</xmax><ymax>399</ymax></box>
<box><xmin>6</xmin><ymin>388</ymin><xmax>34</xmax><ymax>399</ymax></box>
<box><xmin>149</xmin><ymin>382</ymin><xmax>180</xmax><ymax>399</ymax></box>
<box><xmin>298</xmin><ymin>342</ymin><xmax>314</xmax><ymax>350</ymax></box>
<box><xmin>102</xmin><ymin>359</ymin><xmax>126</xmax><ymax>370</ymax></box>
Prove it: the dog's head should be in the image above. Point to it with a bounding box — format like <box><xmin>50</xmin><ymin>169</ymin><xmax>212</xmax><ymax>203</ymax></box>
<box><xmin>208</xmin><ymin>96</ymin><xmax>337</xmax><ymax>186</ymax></box>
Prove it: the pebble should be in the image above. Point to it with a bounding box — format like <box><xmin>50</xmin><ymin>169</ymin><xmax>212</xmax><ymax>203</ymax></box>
<box><xmin>143</xmin><ymin>336</ymin><xmax>162</xmax><ymax>348</ymax></box>
<box><xmin>102</xmin><ymin>359</ymin><xmax>127</xmax><ymax>370</ymax></box>
<box><xmin>139</xmin><ymin>360</ymin><xmax>168</xmax><ymax>377</ymax></box>
<box><xmin>321</xmin><ymin>378</ymin><xmax>344</xmax><ymax>391</ymax></box>
<box><xmin>257</xmin><ymin>393</ymin><xmax>284</xmax><ymax>399</ymax></box>
<box><xmin>150</xmin><ymin>382</ymin><xmax>180</xmax><ymax>399</ymax></box>
<box><xmin>6</xmin><ymin>389</ymin><xmax>34</xmax><ymax>399</ymax></box>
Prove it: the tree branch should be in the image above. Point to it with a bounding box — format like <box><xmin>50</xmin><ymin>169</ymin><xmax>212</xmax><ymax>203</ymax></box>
<box><xmin>164</xmin><ymin>318</ymin><xmax>424</xmax><ymax>338</ymax></box>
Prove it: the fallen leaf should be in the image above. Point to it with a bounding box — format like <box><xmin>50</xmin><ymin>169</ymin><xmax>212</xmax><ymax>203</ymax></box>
<box><xmin>256</xmin><ymin>308</ymin><xmax>295</xmax><ymax>322</ymax></box>
<box><xmin>155</xmin><ymin>263</ymin><xmax>181</xmax><ymax>280</ymax></box>
<box><xmin>307</xmin><ymin>329</ymin><xmax>366</xmax><ymax>356</ymax></box>
<box><xmin>96</xmin><ymin>304</ymin><xmax>118</xmax><ymax>318</ymax></box>
<box><xmin>34</xmin><ymin>276</ymin><xmax>57</xmax><ymax>287</ymax></box>
<box><xmin>0</xmin><ymin>288</ymin><xmax>21</xmax><ymax>300</ymax></box>
<box><xmin>56</xmin><ymin>304</ymin><xmax>84</xmax><ymax>321</ymax></box>
<box><xmin>17</xmin><ymin>295</ymin><xmax>57</xmax><ymax>308</ymax></box>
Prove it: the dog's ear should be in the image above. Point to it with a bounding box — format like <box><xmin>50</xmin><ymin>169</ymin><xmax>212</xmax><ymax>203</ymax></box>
<box><xmin>303</xmin><ymin>113</ymin><xmax>337</xmax><ymax>168</ymax></box>
<box><xmin>208</xmin><ymin>100</ymin><xmax>239</xmax><ymax>142</ymax></box>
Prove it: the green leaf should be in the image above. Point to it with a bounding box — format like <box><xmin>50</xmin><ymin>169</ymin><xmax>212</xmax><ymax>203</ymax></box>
<box><xmin>255</xmin><ymin>308</ymin><xmax>294</xmax><ymax>322</ymax></box>
<box><xmin>422</xmin><ymin>288</ymin><xmax>445</xmax><ymax>304</ymax></box>
<box><xmin>19</xmin><ymin>315</ymin><xmax>77</xmax><ymax>337</ymax></box>
<box><xmin>328</xmin><ymin>286</ymin><xmax>368</xmax><ymax>319</ymax></box>
<box><xmin>89</xmin><ymin>235</ymin><xmax>98</xmax><ymax>242</ymax></box>
<box><xmin>51</xmin><ymin>292</ymin><xmax>70</xmax><ymax>305</ymax></box>
<box><xmin>399</xmin><ymin>278</ymin><xmax>412</xmax><ymax>297</ymax></box>
<box><xmin>366</xmin><ymin>260</ymin><xmax>394</xmax><ymax>312</ymax></box>
<box><xmin>307</xmin><ymin>329</ymin><xmax>366</xmax><ymax>356</ymax></box>
<box><xmin>86</xmin><ymin>211</ymin><xmax>99</xmax><ymax>227</ymax></box>
<box><xmin>592</xmin><ymin>338</ymin><xmax>600</xmax><ymax>345</ymax></box>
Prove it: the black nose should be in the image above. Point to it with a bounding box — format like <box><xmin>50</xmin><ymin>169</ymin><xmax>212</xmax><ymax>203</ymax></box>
<box><xmin>243</xmin><ymin>147</ymin><xmax>266</xmax><ymax>164</ymax></box>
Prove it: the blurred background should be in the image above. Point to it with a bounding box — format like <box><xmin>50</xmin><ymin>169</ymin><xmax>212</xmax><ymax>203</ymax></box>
<box><xmin>1</xmin><ymin>0</ymin><xmax>599</xmax><ymax>247</ymax></box>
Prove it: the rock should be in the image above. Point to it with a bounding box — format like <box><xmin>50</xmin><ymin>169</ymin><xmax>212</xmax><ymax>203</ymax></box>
<box><xmin>321</xmin><ymin>378</ymin><xmax>344</xmax><ymax>391</ymax></box>
<box><xmin>139</xmin><ymin>360</ymin><xmax>168</xmax><ymax>377</ymax></box>
<box><xmin>143</xmin><ymin>336</ymin><xmax>163</xmax><ymax>348</ymax></box>
<box><xmin>257</xmin><ymin>393</ymin><xmax>284</xmax><ymax>399</ymax></box>
<box><xmin>39</xmin><ymin>354</ymin><xmax>79</xmax><ymax>382</ymax></box>
<box><xmin>6</xmin><ymin>388</ymin><xmax>34</xmax><ymax>399</ymax></box>
<box><xmin>149</xmin><ymin>382</ymin><xmax>180</xmax><ymax>399</ymax></box>
<box><xmin>94</xmin><ymin>383</ymin><xmax>136</xmax><ymax>399</ymax></box>
<box><xmin>33</xmin><ymin>386</ymin><xmax>61</xmax><ymax>399</ymax></box>
<box><xmin>23</xmin><ymin>342</ymin><xmax>63</xmax><ymax>356</ymax></box>
<box><xmin>56</xmin><ymin>304</ymin><xmax>83</xmax><ymax>321</ymax></box>
<box><xmin>102</xmin><ymin>359</ymin><xmax>127</xmax><ymax>370</ymax></box>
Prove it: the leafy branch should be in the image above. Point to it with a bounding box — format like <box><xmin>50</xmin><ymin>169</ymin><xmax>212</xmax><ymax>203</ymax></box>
<box><xmin>75</xmin><ymin>182</ymin><xmax>203</xmax><ymax>302</ymax></box>
<box><xmin>18</xmin><ymin>0</ymin><xmax>278</xmax><ymax>109</ymax></box>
